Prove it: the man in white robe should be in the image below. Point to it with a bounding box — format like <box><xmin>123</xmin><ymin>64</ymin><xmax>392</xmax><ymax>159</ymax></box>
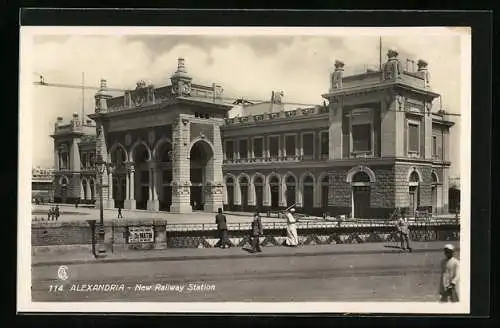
<box><xmin>283</xmin><ymin>208</ymin><xmax>299</xmax><ymax>246</ymax></box>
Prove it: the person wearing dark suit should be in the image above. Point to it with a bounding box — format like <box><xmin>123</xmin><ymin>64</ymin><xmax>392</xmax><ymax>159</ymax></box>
<box><xmin>215</xmin><ymin>208</ymin><xmax>230</xmax><ymax>249</ymax></box>
<box><xmin>250</xmin><ymin>212</ymin><xmax>264</xmax><ymax>253</ymax></box>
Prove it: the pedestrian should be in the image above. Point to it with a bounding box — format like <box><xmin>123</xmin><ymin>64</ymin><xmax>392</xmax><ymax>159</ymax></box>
<box><xmin>75</xmin><ymin>199</ymin><xmax>79</xmax><ymax>208</ymax></box>
<box><xmin>439</xmin><ymin>244</ymin><xmax>460</xmax><ymax>302</ymax></box>
<box><xmin>117</xmin><ymin>206</ymin><xmax>123</xmax><ymax>219</ymax></box>
<box><xmin>282</xmin><ymin>208</ymin><xmax>299</xmax><ymax>247</ymax></box>
<box><xmin>396</xmin><ymin>212</ymin><xmax>412</xmax><ymax>252</ymax></box>
<box><xmin>215</xmin><ymin>208</ymin><xmax>230</xmax><ymax>249</ymax></box>
<box><xmin>250</xmin><ymin>212</ymin><xmax>264</xmax><ymax>253</ymax></box>
<box><xmin>47</xmin><ymin>207</ymin><xmax>52</xmax><ymax>221</ymax></box>
<box><xmin>55</xmin><ymin>205</ymin><xmax>60</xmax><ymax>221</ymax></box>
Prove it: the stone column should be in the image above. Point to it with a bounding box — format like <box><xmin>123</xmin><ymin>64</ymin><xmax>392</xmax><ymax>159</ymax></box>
<box><xmin>86</xmin><ymin>181</ymin><xmax>91</xmax><ymax>200</ymax></box>
<box><xmin>54</xmin><ymin>146</ymin><xmax>59</xmax><ymax>171</ymax></box>
<box><xmin>80</xmin><ymin>181</ymin><xmax>84</xmax><ymax>200</ymax></box>
<box><xmin>105</xmin><ymin>171</ymin><xmax>115</xmax><ymax>209</ymax></box>
<box><xmin>329</xmin><ymin>96</ymin><xmax>343</xmax><ymax>159</ymax></box>
<box><xmin>296</xmin><ymin>182</ymin><xmax>303</xmax><ymax>208</ymax></box>
<box><xmin>442</xmin><ymin>167</ymin><xmax>450</xmax><ymax>213</ymax></box>
<box><xmin>263</xmin><ymin>180</ymin><xmax>271</xmax><ymax>207</ymax></box>
<box><xmin>248</xmin><ymin>183</ymin><xmax>256</xmax><ymax>206</ymax></box>
<box><xmin>279</xmin><ymin>178</ymin><xmax>287</xmax><ymax>207</ymax></box>
<box><xmin>424</xmin><ymin>110</ymin><xmax>433</xmax><ymax>159</ymax></box>
<box><xmin>170</xmin><ymin>115</ymin><xmax>192</xmax><ymax>213</ymax></box>
<box><xmin>147</xmin><ymin>161</ymin><xmax>159</xmax><ymax>211</ymax></box>
<box><xmin>203</xmin><ymin>119</ymin><xmax>225</xmax><ymax>213</ymax></box>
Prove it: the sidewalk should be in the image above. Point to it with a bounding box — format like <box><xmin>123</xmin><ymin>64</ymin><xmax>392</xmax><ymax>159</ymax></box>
<box><xmin>31</xmin><ymin>241</ymin><xmax>459</xmax><ymax>267</ymax></box>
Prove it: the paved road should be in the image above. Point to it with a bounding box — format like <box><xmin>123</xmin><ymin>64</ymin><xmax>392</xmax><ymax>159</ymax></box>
<box><xmin>32</xmin><ymin>249</ymin><xmax>447</xmax><ymax>302</ymax></box>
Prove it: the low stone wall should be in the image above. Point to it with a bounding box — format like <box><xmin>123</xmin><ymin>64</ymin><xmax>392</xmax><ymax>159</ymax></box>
<box><xmin>32</xmin><ymin>219</ymin><xmax>460</xmax><ymax>252</ymax></box>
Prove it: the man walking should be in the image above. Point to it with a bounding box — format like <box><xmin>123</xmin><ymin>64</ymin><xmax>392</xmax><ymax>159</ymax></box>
<box><xmin>439</xmin><ymin>244</ymin><xmax>460</xmax><ymax>302</ymax></box>
<box><xmin>55</xmin><ymin>205</ymin><xmax>60</xmax><ymax>221</ymax></box>
<box><xmin>215</xmin><ymin>208</ymin><xmax>230</xmax><ymax>249</ymax></box>
<box><xmin>396</xmin><ymin>212</ymin><xmax>412</xmax><ymax>252</ymax></box>
<box><xmin>250</xmin><ymin>212</ymin><xmax>264</xmax><ymax>253</ymax></box>
<box><xmin>117</xmin><ymin>206</ymin><xmax>123</xmax><ymax>219</ymax></box>
<box><xmin>283</xmin><ymin>208</ymin><xmax>299</xmax><ymax>247</ymax></box>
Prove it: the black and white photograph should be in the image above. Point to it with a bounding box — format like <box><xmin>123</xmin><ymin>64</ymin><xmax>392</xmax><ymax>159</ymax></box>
<box><xmin>19</xmin><ymin>25</ymin><xmax>471</xmax><ymax>313</ymax></box>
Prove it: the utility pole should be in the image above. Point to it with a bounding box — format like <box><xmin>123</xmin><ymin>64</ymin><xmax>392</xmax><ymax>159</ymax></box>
<box><xmin>82</xmin><ymin>72</ymin><xmax>85</xmax><ymax>120</ymax></box>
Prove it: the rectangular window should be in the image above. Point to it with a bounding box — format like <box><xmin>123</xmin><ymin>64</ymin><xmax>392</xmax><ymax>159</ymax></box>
<box><xmin>269</xmin><ymin>136</ymin><xmax>279</xmax><ymax>157</ymax></box>
<box><xmin>303</xmin><ymin>134</ymin><xmax>314</xmax><ymax>157</ymax></box>
<box><xmin>352</xmin><ymin>124</ymin><xmax>371</xmax><ymax>152</ymax></box>
<box><xmin>408</xmin><ymin>123</ymin><xmax>419</xmax><ymax>152</ymax></box>
<box><xmin>432</xmin><ymin>136</ymin><xmax>437</xmax><ymax>158</ymax></box>
<box><xmin>320</xmin><ymin>132</ymin><xmax>329</xmax><ymax>156</ymax></box>
<box><xmin>285</xmin><ymin>135</ymin><xmax>296</xmax><ymax>156</ymax></box>
<box><xmin>239</xmin><ymin>139</ymin><xmax>248</xmax><ymax>159</ymax></box>
<box><xmin>253</xmin><ymin>138</ymin><xmax>263</xmax><ymax>158</ymax></box>
<box><xmin>225</xmin><ymin>141</ymin><xmax>234</xmax><ymax>160</ymax></box>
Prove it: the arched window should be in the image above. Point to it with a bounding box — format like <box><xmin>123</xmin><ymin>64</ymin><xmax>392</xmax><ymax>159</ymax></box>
<box><xmin>254</xmin><ymin>176</ymin><xmax>264</xmax><ymax>211</ymax></box>
<box><xmin>285</xmin><ymin>175</ymin><xmax>296</xmax><ymax>208</ymax></box>
<box><xmin>226</xmin><ymin>177</ymin><xmax>235</xmax><ymax>209</ymax></box>
<box><xmin>351</xmin><ymin>171</ymin><xmax>371</xmax><ymax>219</ymax></box>
<box><xmin>303</xmin><ymin>175</ymin><xmax>314</xmax><ymax>214</ymax></box>
<box><xmin>269</xmin><ymin>176</ymin><xmax>280</xmax><ymax>209</ymax></box>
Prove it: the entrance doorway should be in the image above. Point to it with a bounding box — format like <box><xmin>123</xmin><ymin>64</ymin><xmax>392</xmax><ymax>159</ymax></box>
<box><xmin>303</xmin><ymin>176</ymin><xmax>314</xmax><ymax>215</ymax></box>
<box><xmin>351</xmin><ymin>171</ymin><xmax>371</xmax><ymax>219</ymax></box>
<box><xmin>190</xmin><ymin>140</ymin><xmax>214</xmax><ymax>211</ymax></box>
<box><xmin>254</xmin><ymin>176</ymin><xmax>264</xmax><ymax>212</ymax></box>
<box><xmin>321</xmin><ymin>175</ymin><xmax>329</xmax><ymax>212</ymax></box>
<box><xmin>409</xmin><ymin>171</ymin><xmax>420</xmax><ymax>217</ymax></box>
<box><xmin>239</xmin><ymin>176</ymin><xmax>249</xmax><ymax>212</ymax></box>
<box><xmin>269</xmin><ymin>176</ymin><xmax>280</xmax><ymax>210</ymax></box>
<box><xmin>226</xmin><ymin>177</ymin><xmax>234</xmax><ymax>210</ymax></box>
<box><xmin>285</xmin><ymin>175</ymin><xmax>296</xmax><ymax>208</ymax></box>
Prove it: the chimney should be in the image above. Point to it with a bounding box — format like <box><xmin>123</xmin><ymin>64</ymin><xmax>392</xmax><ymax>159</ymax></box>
<box><xmin>177</xmin><ymin>57</ymin><xmax>187</xmax><ymax>73</ymax></box>
<box><xmin>417</xmin><ymin>59</ymin><xmax>430</xmax><ymax>88</ymax></box>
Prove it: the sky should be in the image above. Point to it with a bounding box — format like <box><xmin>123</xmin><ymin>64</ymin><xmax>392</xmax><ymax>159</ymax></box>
<box><xmin>25</xmin><ymin>28</ymin><xmax>466</xmax><ymax>178</ymax></box>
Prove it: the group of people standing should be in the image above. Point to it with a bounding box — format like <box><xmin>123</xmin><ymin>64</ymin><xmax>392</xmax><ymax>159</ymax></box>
<box><xmin>215</xmin><ymin>207</ymin><xmax>300</xmax><ymax>253</ymax></box>
<box><xmin>47</xmin><ymin>205</ymin><xmax>60</xmax><ymax>221</ymax></box>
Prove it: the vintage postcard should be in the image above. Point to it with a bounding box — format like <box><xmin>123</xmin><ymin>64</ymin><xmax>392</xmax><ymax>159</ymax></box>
<box><xmin>18</xmin><ymin>26</ymin><xmax>471</xmax><ymax>314</ymax></box>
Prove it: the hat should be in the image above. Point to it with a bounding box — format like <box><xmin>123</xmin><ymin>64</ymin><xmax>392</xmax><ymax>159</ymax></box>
<box><xmin>289</xmin><ymin>208</ymin><xmax>295</xmax><ymax>212</ymax></box>
<box><xmin>444</xmin><ymin>244</ymin><xmax>455</xmax><ymax>251</ymax></box>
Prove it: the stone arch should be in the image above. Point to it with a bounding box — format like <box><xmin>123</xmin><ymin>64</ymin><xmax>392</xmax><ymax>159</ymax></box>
<box><xmin>407</xmin><ymin>166</ymin><xmax>423</xmax><ymax>183</ymax></box>
<box><xmin>266</xmin><ymin>172</ymin><xmax>281</xmax><ymax>185</ymax></box>
<box><xmin>223</xmin><ymin>173</ymin><xmax>237</xmax><ymax>208</ymax></box>
<box><xmin>237</xmin><ymin>173</ymin><xmax>251</xmax><ymax>211</ymax></box>
<box><xmin>346</xmin><ymin>165</ymin><xmax>376</xmax><ymax>183</ymax></box>
<box><xmin>282</xmin><ymin>171</ymin><xmax>298</xmax><ymax>208</ymax></box>
<box><xmin>188</xmin><ymin>137</ymin><xmax>215</xmax><ymax>158</ymax></box>
<box><xmin>251</xmin><ymin>172</ymin><xmax>266</xmax><ymax>185</ymax></box>
<box><xmin>153</xmin><ymin>137</ymin><xmax>173</xmax><ymax>160</ymax></box>
<box><xmin>129</xmin><ymin>140</ymin><xmax>152</xmax><ymax>162</ymax></box>
<box><xmin>58</xmin><ymin>175</ymin><xmax>69</xmax><ymax>185</ymax></box>
<box><xmin>317</xmin><ymin>172</ymin><xmax>330</xmax><ymax>209</ymax></box>
<box><xmin>431</xmin><ymin>170</ymin><xmax>439</xmax><ymax>184</ymax></box>
<box><xmin>109</xmin><ymin>142</ymin><xmax>128</xmax><ymax>161</ymax></box>
<box><xmin>300</xmin><ymin>171</ymin><xmax>316</xmax><ymax>213</ymax></box>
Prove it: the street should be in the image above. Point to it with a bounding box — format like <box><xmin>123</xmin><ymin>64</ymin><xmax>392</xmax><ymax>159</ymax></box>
<box><xmin>31</xmin><ymin>248</ymin><xmax>447</xmax><ymax>302</ymax></box>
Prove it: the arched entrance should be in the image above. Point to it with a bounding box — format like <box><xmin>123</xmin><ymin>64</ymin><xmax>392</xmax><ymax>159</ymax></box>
<box><xmin>409</xmin><ymin>171</ymin><xmax>420</xmax><ymax>217</ymax></box>
<box><xmin>254</xmin><ymin>176</ymin><xmax>264</xmax><ymax>212</ymax></box>
<box><xmin>302</xmin><ymin>175</ymin><xmax>314</xmax><ymax>215</ymax></box>
<box><xmin>158</xmin><ymin>142</ymin><xmax>173</xmax><ymax>211</ymax></box>
<box><xmin>59</xmin><ymin>176</ymin><xmax>69</xmax><ymax>203</ymax></box>
<box><xmin>190</xmin><ymin>140</ymin><xmax>213</xmax><ymax>210</ymax></box>
<box><xmin>239</xmin><ymin>176</ymin><xmax>249</xmax><ymax>212</ymax></box>
<box><xmin>285</xmin><ymin>175</ymin><xmax>296</xmax><ymax>208</ymax></box>
<box><xmin>321</xmin><ymin>175</ymin><xmax>329</xmax><ymax>212</ymax></box>
<box><xmin>269</xmin><ymin>176</ymin><xmax>280</xmax><ymax>210</ymax></box>
<box><xmin>431</xmin><ymin>172</ymin><xmax>438</xmax><ymax>214</ymax></box>
<box><xmin>111</xmin><ymin>145</ymin><xmax>127</xmax><ymax>209</ymax></box>
<box><xmin>226</xmin><ymin>176</ymin><xmax>235</xmax><ymax>210</ymax></box>
<box><xmin>132</xmin><ymin>143</ymin><xmax>150</xmax><ymax>210</ymax></box>
<box><xmin>351</xmin><ymin>171</ymin><xmax>371</xmax><ymax>219</ymax></box>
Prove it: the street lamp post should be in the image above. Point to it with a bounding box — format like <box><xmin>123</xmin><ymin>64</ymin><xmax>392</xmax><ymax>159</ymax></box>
<box><xmin>95</xmin><ymin>157</ymin><xmax>113</xmax><ymax>258</ymax></box>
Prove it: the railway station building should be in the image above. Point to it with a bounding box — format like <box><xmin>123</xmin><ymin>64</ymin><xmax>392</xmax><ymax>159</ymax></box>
<box><xmin>51</xmin><ymin>51</ymin><xmax>454</xmax><ymax>219</ymax></box>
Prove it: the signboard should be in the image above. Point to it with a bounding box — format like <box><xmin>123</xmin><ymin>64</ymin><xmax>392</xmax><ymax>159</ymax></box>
<box><xmin>128</xmin><ymin>226</ymin><xmax>154</xmax><ymax>243</ymax></box>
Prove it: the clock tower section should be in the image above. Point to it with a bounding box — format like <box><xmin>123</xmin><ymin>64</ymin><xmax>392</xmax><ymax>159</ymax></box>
<box><xmin>170</xmin><ymin>57</ymin><xmax>192</xmax><ymax>96</ymax></box>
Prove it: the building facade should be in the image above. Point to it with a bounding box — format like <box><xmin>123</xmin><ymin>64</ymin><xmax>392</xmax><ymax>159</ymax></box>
<box><xmin>52</xmin><ymin>51</ymin><xmax>454</xmax><ymax>219</ymax></box>
<box><xmin>32</xmin><ymin>166</ymin><xmax>55</xmax><ymax>202</ymax></box>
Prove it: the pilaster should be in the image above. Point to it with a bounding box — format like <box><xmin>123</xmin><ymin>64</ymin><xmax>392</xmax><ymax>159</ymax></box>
<box><xmin>170</xmin><ymin>115</ymin><xmax>192</xmax><ymax>213</ymax></box>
